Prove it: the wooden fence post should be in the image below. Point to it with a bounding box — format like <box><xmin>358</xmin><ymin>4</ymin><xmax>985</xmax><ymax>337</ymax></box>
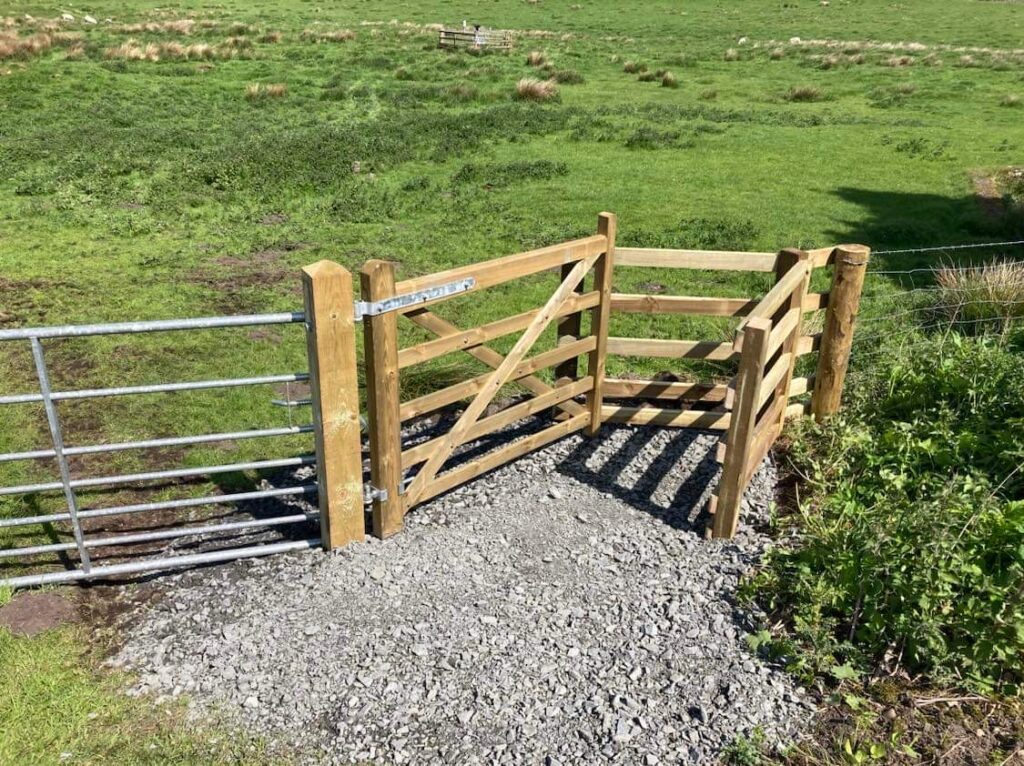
<box><xmin>586</xmin><ymin>212</ymin><xmax>616</xmax><ymax>437</ymax></box>
<box><xmin>553</xmin><ymin>260</ymin><xmax>584</xmax><ymax>384</ymax></box>
<box><xmin>711</xmin><ymin>317</ymin><xmax>771</xmax><ymax>539</ymax></box>
<box><xmin>360</xmin><ymin>259</ymin><xmax>405</xmax><ymax>538</ymax></box>
<box><xmin>772</xmin><ymin>248</ymin><xmax>811</xmax><ymax>429</ymax></box>
<box><xmin>812</xmin><ymin>245</ymin><xmax>870</xmax><ymax>420</ymax></box>
<box><xmin>302</xmin><ymin>261</ymin><xmax>365</xmax><ymax>550</ymax></box>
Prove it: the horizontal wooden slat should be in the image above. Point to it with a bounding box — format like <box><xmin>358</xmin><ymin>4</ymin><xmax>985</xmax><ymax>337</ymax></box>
<box><xmin>756</xmin><ymin>352</ymin><xmax>792</xmax><ymax>411</ymax></box>
<box><xmin>602</xmin><ymin>378</ymin><xmax>728</xmax><ymax>402</ymax></box>
<box><xmin>785</xmin><ymin>400</ymin><xmax>811</xmax><ymax>420</ymax></box>
<box><xmin>412</xmin><ymin>412</ymin><xmax>590</xmax><ymax>506</ymax></box>
<box><xmin>393</xmin><ymin>235</ymin><xmax>607</xmax><ymax>313</ymax></box>
<box><xmin>610</xmin><ymin>293</ymin><xmax>756</xmax><ymax>317</ymax></box>
<box><xmin>787</xmin><ymin>375</ymin><xmax>813</xmax><ymax>397</ymax></box>
<box><xmin>601</xmin><ymin>405</ymin><xmax>731</xmax><ymax>430</ymax></box>
<box><xmin>607</xmin><ymin>337</ymin><xmax>737</xmax><ymax>361</ymax></box>
<box><xmin>765</xmin><ymin>308</ymin><xmax>801</xmax><ymax>358</ymax></box>
<box><xmin>398</xmin><ymin>291</ymin><xmax>600</xmax><ymax>369</ymax></box>
<box><xmin>738</xmin><ymin>262</ymin><xmax>811</xmax><ymax>334</ymax></box>
<box><xmin>401</xmin><ymin>378</ymin><xmax>592</xmax><ymax>468</ymax></box>
<box><xmin>399</xmin><ymin>337</ymin><xmax>595</xmax><ymax>421</ymax></box>
<box><xmin>614</xmin><ymin>248</ymin><xmax>777</xmax><ymax>272</ymax></box>
<box><xmin>808</xmin><ymin>247</ymin><xmax>836</xmax><ymax>268</ymax></box>
<box><xmin>803</xmin><ymin>291</ymin><xmax>828</xmax><ymax>311</ymax></box>
<box><xmin>795</xmin><ymin>333</ymin><xmax>821</xmax><ymax>356</ymax></box>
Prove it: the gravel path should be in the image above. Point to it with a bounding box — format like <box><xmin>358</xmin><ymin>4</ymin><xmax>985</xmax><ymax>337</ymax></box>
<box><xmin>113</xmin><ymin>423</ymin><xmax>813</xmax><ymax>764</ymax></box>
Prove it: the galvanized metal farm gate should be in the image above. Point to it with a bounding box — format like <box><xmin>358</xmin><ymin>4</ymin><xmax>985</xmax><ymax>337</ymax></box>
<box><xmin>0</xmin><ymin>212</ymin><xmax>868</xmax><ymax>587</ymax></box>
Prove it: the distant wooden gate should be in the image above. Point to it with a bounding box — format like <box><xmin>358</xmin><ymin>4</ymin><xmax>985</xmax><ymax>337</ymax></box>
<box><xmin>360</xmin><ymin>214</ymin><xmax>616</xmax><ymax>538</ymax></box>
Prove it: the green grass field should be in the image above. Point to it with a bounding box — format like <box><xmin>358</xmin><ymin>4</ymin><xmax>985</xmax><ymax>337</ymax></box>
<box><xmin>1</xmin><ymin>0</ymin><xmax>1023</xmax><ymax>760</ymax></box>
<box><xmin>1</xmin><ymin>0</ymin><xmax>1022</xmax><ymax>536</ymax></box>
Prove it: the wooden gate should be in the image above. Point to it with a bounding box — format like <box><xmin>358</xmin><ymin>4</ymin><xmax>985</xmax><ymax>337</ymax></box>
<box><xmin>360</xmin><ymin>214</ymin><xmax>616</xmax><ymax>538</ymax></box>
<box><xmin>709</xmin><ymin>245</ymin><xmax>870</xmax><ymax>537</ymax></box>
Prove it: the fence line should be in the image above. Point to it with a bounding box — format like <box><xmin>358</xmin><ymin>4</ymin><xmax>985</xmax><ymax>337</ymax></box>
<box><xmin>870</xmin><ymin>240</ymin><xmax>1024</xmax><ymax>257</ymax></box>
<box><xmin>0</xmin><ymin>230</ymin><xmax>881</xmax><ymax>586</ymax></box>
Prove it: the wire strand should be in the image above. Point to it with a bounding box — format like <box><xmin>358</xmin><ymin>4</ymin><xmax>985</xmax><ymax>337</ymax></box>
<box><xmin>871</xmin><ymin>240</ymin><xmax>1024</xmax><ymax>257</ymax></box>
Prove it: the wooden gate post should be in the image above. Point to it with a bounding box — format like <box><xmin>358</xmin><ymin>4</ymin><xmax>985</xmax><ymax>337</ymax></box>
<box><xmin>586</xmin><ymin>212</ymin><xmax>616</xmax><ymax>437</ymax></box>
<box><xmin>302</xmin><ymin>260</ymin><xmax>365</xmax><ymax>550</ymax></box>
<box><xmin>711</xmin><ymin>317</ymin><xmax>771</xmax><ymax>539</ymax></box>
<box><xmin>812</xmin><ymin>245</ymin><xmax>870</xmax><ymax>420</ymax></box>
<box><xmin>360</xmin><ymin>259</ymin><xmax>405</xmax><ymax>538</ymax></box>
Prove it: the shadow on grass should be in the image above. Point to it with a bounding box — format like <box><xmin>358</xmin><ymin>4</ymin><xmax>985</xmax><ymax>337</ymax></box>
<box><xmin>827</xmin><ymin>185</ymin><xmax>1024</xmax><ymax>286</ymax></box>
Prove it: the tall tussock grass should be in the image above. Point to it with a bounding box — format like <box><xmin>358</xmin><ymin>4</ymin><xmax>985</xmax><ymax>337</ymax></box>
<box><xmin>935</xmin><ymin>259</ymin><xmax>1024</xmax><ymax>329</ymax></box>
<box><xmin>514</xmin><ymin>77</ymin><xmax>558</xmax><ymax>101</ymax></box>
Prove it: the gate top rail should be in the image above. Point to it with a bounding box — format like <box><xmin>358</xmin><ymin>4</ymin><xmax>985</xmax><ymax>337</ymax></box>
<box><xmin>0</xmin><ymin>311</ymin><xmax>306</xmax><ymax>341</ymax></box>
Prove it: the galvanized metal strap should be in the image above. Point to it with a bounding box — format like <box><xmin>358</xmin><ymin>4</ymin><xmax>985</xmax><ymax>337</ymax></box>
<box><xmin>353</xmin><ymin>278</ymin><xmax>475</xmax><ymax>321</ymax></box>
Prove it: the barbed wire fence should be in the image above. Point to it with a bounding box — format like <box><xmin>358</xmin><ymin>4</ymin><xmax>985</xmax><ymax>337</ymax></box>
<box><xmin>844</xmin><ymin>238</ymin><xmax>1024</xmax><ymax>374</ymax></box>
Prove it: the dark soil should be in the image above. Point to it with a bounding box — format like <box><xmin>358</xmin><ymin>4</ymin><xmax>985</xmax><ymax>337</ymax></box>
<box><xmin>778</xmin><ymin>685</ymin><xmax>1023</xmax><ymax>766</ymax></box>
<box><xmin>0</xmin><ymin>591</ymin><xmax>79</xmax><ymax>636</ymax></box>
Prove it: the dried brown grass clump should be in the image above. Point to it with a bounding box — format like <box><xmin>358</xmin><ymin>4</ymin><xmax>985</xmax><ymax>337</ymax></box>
<box><xmin>227</xmin><ymin>22</ymin><xmax>256</xmax><ymax>35</ymax></box>
<box><xmin>64</xmin><ymin>42</ymin><xmax>86</xmax><ymax>60</ymax></box>
<box><xmin>526</xmin><ymin>49</ymin><xmax>547</xmax><ymax>66</ymax></box>
<box><xmin>104</xmin><ymin>40</ymin><xmax>161</xmax><ymax>61</ymax></box>
<box><xmin>958</xmin><ymin>54</ymin><xmax>977</xmax><ymax>67</ymax></box>
<box><xmin>661</xmin><ymin>71</ymin><xmax>678</xmax><ymax>88</ymax></box>
<box><xmin>885</xmin><ymin>55</ymin><xmax>914</xmax><ymax>67</ymax></box>
<box><xmin>622</xmin><ymin>60</ymin><xmax>645</xmax><ymax>73</ymax></box>
<box><xmin>302</xmin><ymin>28</ymin><xmax>356</xmax><ymax>43</ymax></box>
<box><xmin>223</xmin><ymin>35</ymin><xmax>252</xmax><ymax>49</ymax></box>
<box><xmin>637</xmin><ymin>71</ymin><xmax>657</xmax><ymax>82</ymax></box>
<box><xmin>0</xmin><ymin>31</ymin><xmax>53</xmax><ymax>60</ymax></box>
<box><xmin>113</xmin><ymin>20</ymin><xmax>196</xmax><ymax>35</ymax></box>
<box><xmin>935</xmin><ymin>260</ymin><xmax>1024</xmax><ymax>328</ymax></box>
<box><xmin>514</xmin><ymin>77</ymin><xmax>558</xmax><ymax>101</ymax></box>
<box><xmin>699</xmin><ymin>88</ymin><xmax>717</xmax><ymax>100</ymax></box>
<box><xmin>258</xmin><ymin>31</ymin><xmax>282</xmax><ymax>43</ymax></box>
<box><xmin>784</xmin><ymin>85</ymin><xmax>825</xmax><ymax>102</ymax></box>
<box><xmin>769</xmin><ymin>47</ymin><xmax>784</xmax><ymax>60</ymax></box>
<box><xmin>104</xmin><ymin>40</ymin><xmax>239</xmax><ymax>62</ymax></box>
<box><xmin>246</xmin><ymin>82</ymin><xmax>287</xmax><ymax>100</ymax></box>
<box><xmin>724</xmin><ymin>48</ymin><xmax>739</xmax><ymax>61</ymax></box>
<box><xmin>1001</xmin><ymin>94</ymin><xmax>1021</xmax><ymax>107</ymax></box>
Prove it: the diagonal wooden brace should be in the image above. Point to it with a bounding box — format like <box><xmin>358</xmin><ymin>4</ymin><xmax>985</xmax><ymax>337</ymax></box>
<box><xmin>404</xmin><ymin>253</ymin><xmax>601</xmax><ymax>506</ymax></box>
<box><xmin>404</xmin><ymin>309</ymin><xmax>585</xmax><ymax>419</ymax></box>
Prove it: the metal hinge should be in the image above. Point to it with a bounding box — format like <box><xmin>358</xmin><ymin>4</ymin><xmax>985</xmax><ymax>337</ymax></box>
<box><xmin>363</xmin><ymin>484</ymin><xmax>389</xmax><ymax>505</ymax></box>
<box><xmin>354</xmin><ymin>278</ymin><xmax>475</xmax><ymax>321</ymax></box>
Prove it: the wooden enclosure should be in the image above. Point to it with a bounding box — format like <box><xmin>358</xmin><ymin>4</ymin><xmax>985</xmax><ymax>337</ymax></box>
<box><xmin>438</xmin><ymin>28</ymin><xmax>514</xmax><ymax>50</ymax></box>
<box><xmin>300</xmin><ymin>222</ymin><xmax>869</xmax><ymax>546</ymax></box>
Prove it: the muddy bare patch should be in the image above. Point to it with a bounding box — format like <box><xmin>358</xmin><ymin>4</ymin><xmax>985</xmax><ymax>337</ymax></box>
<box><xmin>0</xmin><ymin>591</ymin><xmax>78</xmax><ymax>636</ymax></box>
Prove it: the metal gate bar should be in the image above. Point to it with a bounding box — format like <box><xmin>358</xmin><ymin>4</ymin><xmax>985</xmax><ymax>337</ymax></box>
<box><xmin>0</xmin><ymin>512</ymin><xmax>320</xmax><ymax>559</ymax></box>
<box><xmin>0</xmin><ymin>424</ymin><xmax>315</xmax><ymax>463</ymax></box>
<box><xmin>0</xmin><ymin>484</ymin><xmax>318</xmax><ymax>529</ymax></box>
<box><xmin>29</xmin><ymin>337</ymin><xmax>92</xmax><ymax>572</ymax></box>
<box><xmin>0</xmin><ymin>454</ymin><xmax>316</xmax><ymax>496</ymax></box>
<box><xmin>0</xmin><ymin>373</ymin><xmax>311</xmax><ymax>406</ymax></box>
<box><xmin>0</xmin><ymin>310</ymin><xmax>325</xmax><ymax>588</ymax></box>
<box><xmin>0</xmin><ymin>539</ymin><xmax>320</xmax><ymax>589</ymax></box>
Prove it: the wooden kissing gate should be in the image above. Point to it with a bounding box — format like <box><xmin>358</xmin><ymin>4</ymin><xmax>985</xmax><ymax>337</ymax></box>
<box><xmin>300</xmin><ymin>213</ymin><xmax>869</xmax><ymax>550</ymax></box>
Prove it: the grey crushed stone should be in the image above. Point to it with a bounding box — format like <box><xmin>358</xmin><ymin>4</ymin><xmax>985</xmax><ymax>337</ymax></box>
<box><xmin>112</xmin><ymin>423</ymin><xmax>813</xmax><ymax>764</ymax></box>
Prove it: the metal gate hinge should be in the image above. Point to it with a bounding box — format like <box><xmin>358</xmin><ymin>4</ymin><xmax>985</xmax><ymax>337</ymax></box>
<box><xmin>354</xmin><ymin>278</ymin><xmax>475</xmax><ymax>321</ymax></box>
<box><xmin>363</xmin><ymin>484</ymin><xmax>389</xmax><ymax>504</ymax></box>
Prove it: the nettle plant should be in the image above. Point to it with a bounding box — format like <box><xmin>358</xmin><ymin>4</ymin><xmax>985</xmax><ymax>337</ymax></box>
<box><xmin>748</xmin><ymin>334</ymin><xmax>1024</xmax><ymax>695</ymax></box>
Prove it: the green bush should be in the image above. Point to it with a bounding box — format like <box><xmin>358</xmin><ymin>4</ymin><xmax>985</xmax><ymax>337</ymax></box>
<box><xmin>749</xmin><ymin>335</ymin><xmax>1024</xmax><ymax>695</ymax></box>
